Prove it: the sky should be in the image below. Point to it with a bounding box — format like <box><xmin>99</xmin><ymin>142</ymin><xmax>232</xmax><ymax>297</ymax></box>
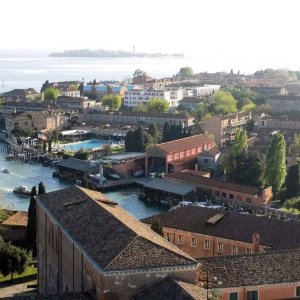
<box><xmin>1</xmin><ymin>0</ymin><xmax>300</xmax><ymax>71</ymax></box>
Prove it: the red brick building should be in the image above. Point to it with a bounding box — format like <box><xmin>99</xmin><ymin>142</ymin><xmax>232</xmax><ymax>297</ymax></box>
<box><xmin>166</xmin><ymin>171</ymin><xmax>272</xmax><ymax>207</ymax></box>
<box><xmin>145</xmin><ymin>135</ymin><xmax>215</xmax><ymax>175</ymax></box>
<box><xmin>198</xmin><ymin>248</ymin><xmax>300</xmax><ymax>300</ymax></box>
<box><xmin>142</xmin><ymin>206</ymin><xmax>300</xmax><ymax>259</ymax></box>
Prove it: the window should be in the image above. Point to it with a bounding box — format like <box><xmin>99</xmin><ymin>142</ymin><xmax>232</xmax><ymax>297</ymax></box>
<box><xmin>222</xmin><ymin>192</ymin><xmax>227</xmax><ymax>198</ymax></box>
<box><xmin>203</xmin><ymin>158</ymin><xmax>209</xmax><ymax>163</ymax></box>
<box><xmin>232</xmin><ymin>246</ymin><xmax>238</xmax><ymax>254</ymax></box>
<box><xmin>178</xmin><ymin>235</ymin><xmax>184</xmax><ymax>244</ymax></box>
<box><xmin>229</xmin><ymin>292</ymin><xmax>238</xmax><ymax>300</ymax></box>
<box><xmin>296</xmin><ymin>286</ymin><xmax>300</xmax><ymax>296</ymax></box>
<box><xmin>247</xmin><ymin>290</ymin><xmax>258</xmax><ymax>300</ymax></box>
<box><xmin>246</xmin><ymin>198</ymin><xmax>252</xmax><ymax>203</ymax></box>
<box><xmin>217</xmin><ymin>243</ymin><xmax>224</xmax><ymax>253</ymax></box>
<box><xmin>229</xmin><ymin>194</ymin><xmax>234</xmax><ymax>200</ymax></box>
<box><xmin>191</xmin><ymin>237</ymin><xmax>197</xmax><ymax>247</ymax></box>
<box><xmin>166</xmin><ymin>233</ymin><xmax>172</xmax><ymax>242</ymax></box>
<box><xmin>246</xmin><ymin>248</ymin><xmax>252</xmax><ymax>254</ymax></box>
<box><xmin>204</xmin><ymin>240</ymin><xmax>210</xmax><ymax>250</ymax></box>
<box><xmin>215</xmin><ymin>191</ymin><xmax>220</xmax><ymax>196</ymax></box>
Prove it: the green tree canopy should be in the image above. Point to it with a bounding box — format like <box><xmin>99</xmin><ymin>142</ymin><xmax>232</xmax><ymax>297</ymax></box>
<box><xmin>125</xmin><ymin>127</ymin><xmax>153</xmax><ymax>152</ymax></box>
<box><xmin>148</xmin><ymin>123</ymin><xmax>158</xmax><ymax>138</ymax></box>
<box><xmin>133</xmin><ymin>103</ymin><xmax>148</xmax><ymax>112</ymax></box>
<box><xmin>150</xmin><ymin>217</ymin><xmax>163</xmax><ymax>236</ymax></box>
<box><xmin>210</xmin><ymin>91</ymin><xmax>237</xmax><ymax>114</ymax></box>
<box><xmin>178</xmin><ymin>66</ymin><xmax>194</xmax><ymax>77</ymax></box>
<box><xmin>133</xmin><ymin>69</ymin><xmax>147</xmax><ymax>77</ymax></box>
<box><xmin>11</xmin><ymin>126</ymin><xmax>32</xmax><ymax>138</ymax></box>
<box><xmin>43</xmin><ymin>87</ymin><xmax>60</xmax><ymax>101</ymax></box>
<box><xmin>265</xmin><ymin>133</ymin><xmax>287</xmax><ymax>193</ymax></box>
<box><xmin>147</xmin><ymin>98</ymin><xmax>169</xmax><ymax>113</ymax></box>
<box><xmin>102</xmin><ymin>94</ymin><xmax>122</xmax><ymax>110</ymax></box>
<box><xmin>285</xmin><ymin>164</ymin><xmax>300</xmax><ymax>199</ymax></box>
<box><xmin>0</xmin><ymin>241</ymin><xmax>32</xmax><ymax>281</ymax></box>
<box><xmin>74</xmin><ymin>150</ymin><xmax>90</xmax><ymax>160</ymax></box>
<box><xmin>232</xmin><ymin>129</ymin><xmax>248</xmax><ymax>156</ymax></box>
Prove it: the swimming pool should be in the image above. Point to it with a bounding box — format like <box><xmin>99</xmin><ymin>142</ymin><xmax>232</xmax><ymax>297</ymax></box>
<box><xmin>60</xmin><ymin>139</ymin><xmax>111</xmax><ymax>151</ymax></box>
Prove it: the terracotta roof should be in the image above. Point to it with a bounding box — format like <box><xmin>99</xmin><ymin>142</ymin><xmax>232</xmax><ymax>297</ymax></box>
<box><xmin>36</xmin><ymin>187</ymin><xmax>196</xmax><ymax>272</ymax></box>
<box><xmin>132</xmin><ymin>276</ymin><xmax>206</xmax><ymax>300</ymax></box>
<box><xmin>142</xmin><ymin>206</ymin><xmax>300</xmax><ymax>247</ymax></box>
<box><xmin>2</xmin><ymin>211</ymin><xmax>28</xmax><ymax>226</ymax></box>
<box><xmin>219</xmin><ymin>111</ymin><xmax>250</xmax><ymax>120</ymax></box>
<box><xmin>166</xmin><ymin>171</ymin><xmax>260</xmax><ymax>195</ymax></box>
<box><xmin>149</xmin><ymin>135</ymin><xmax>214</xmax><ymax>154</ymax></box>
<box><xmin>197</xmin><ymin>248</ymin><xmax>300</xmax><ymax>288</ymax></box>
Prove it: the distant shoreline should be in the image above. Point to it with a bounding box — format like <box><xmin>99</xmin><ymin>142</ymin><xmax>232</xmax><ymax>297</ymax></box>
<box><xmin>49</xmin><ymin>49</ymin><xmax>184</xmax><ymax>58</ymax></box>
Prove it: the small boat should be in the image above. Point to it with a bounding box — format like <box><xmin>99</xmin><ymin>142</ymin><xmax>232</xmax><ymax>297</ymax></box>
<box><xmin>13</xmin><ymin>185</ymin><xmax>31</xmax><ymax>197</ymax></box>
<box><xmin>5</xmin><ymin>154</ymin><xmax>14</xmax><ymax>160</ymax></box>
<box><xmin>133</xmin><ymin>169</ymin><xmax>144</xmax><ymax>177</ymax></box>
<box><xmin>2</xmin><ymin>168</ymin><xmax>10</xmax><ymax>173</ymax></box>
<box><xmin>108</xmin><ymin>173</ymin><xmax>121</xmax><ymax>180</ymax></box>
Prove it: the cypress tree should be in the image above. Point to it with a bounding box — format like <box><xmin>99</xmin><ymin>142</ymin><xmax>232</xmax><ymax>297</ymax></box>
<box><xmin>150</xmin><ymin>217</ymin><xmax>164</xmax><ymax>237</ymax></box>
<box><xmin>265</xmin><ymin>133</ymin><xmax>287</xmax><ymax>193</ymax></box>
<box><xmin>26</xmin><ymin>186</ymin><xmax>37</xmax><ymax>255</ymax></box>
<box><xmin>38</xmin><ymin>182</ymin><xmax>46</xmax><ymax>195</ymax></box>
<box><xmin>285</xmin><ymin>164</ymin><xmax>300</xmax><ymax>199</ymax></box>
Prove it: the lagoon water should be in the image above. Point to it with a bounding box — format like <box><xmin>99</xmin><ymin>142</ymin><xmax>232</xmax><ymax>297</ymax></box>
<box><xmin>0</xmin><ymin>143</ymin><xmax>166</xmax><ymax>219</ymax></box>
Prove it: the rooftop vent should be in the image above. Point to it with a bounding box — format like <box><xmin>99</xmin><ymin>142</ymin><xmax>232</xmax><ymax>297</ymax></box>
<box><xmin>64</xmin><ymin>199</ymin><xmax>85</xmax><ymax>209</ymax></box>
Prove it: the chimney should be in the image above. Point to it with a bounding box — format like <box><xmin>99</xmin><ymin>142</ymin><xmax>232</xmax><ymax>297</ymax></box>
<box><xmin>252</xmin><ymin>233</ymin><xmax>261</xmax><ymax>253</ymax></box>
<box><xmin>195</xmin><ymin>163</ymin><xmax>199</xmax><ymax>171</ymax></box>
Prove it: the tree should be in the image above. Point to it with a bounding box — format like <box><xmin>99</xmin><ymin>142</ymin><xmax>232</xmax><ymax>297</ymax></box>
<box><xmin>285</xmin><ymin>164</ymin><xmax>300</xmax><ymax>199</ymax></box>
<box><xmin>102</xmin><ymin>94</ymin><xmax>122</xmax><ymax>110</ymax></box>
<box><xmin>38</xmin><ymin>182</ymin><xmax>46</xmax><ymax>195</ymax></box>
<box><xmin>26</xmin><ymin>186</ymin><xmax>37</xmax><ymax>255</ymax></box>
<box><xmin>148</xmin><ymin>123</ymin><xmax>158</xmax><ymax>140</ymax></box>
<box><xmin>210</xmin><ymin>91</ymin><xmax>237</xmax><ymax>115</ymax></box>
<box><xmin>74</xmin><ymin>150</ymin><xmax>90</xmax><ymax>160</ymax></box>
<box><xmin>125</xmin><ymin>127</ymin><xmax>151</xmax><ymax>152</ymax></box>
<box><xmin>147</xmin><ymin>98</ymin><xmax>170</xmax><ymax>113</ymax></box>
<box><xmin>232</xmin><ymin>129</ymin><xmax>248</xmax><ymax>156</ymax></box>
<box><xmin>43</xmin><ymin>87</ymin><xmax>60</xmax><ymax>101</ymax></box>
<box><xmin>42</xmin><ymin>140</ymin><xmax>47</xmax><ymax>153</ymax></box>
<box><xmin>150</xmin><ymin>217</ymin><xmax>163</xmax><ymax>236</ymax></box>
<box><xmin>0</xmin><ymin>241</ymin><xmax>32</xmax><ymax>282</ymax></box>
<box><xmin>48</xmin><ymin>140</ymin><xmax>52</xmax><ymax>153</ymax></box>
<box><xmin>265</xmin><ymin>133</ymin><xmax>287</xmax><ymax>193</ymax></box>
<box><xmin>133</xmin><ymin>103</ymin><xmax>148</xmax><ymax>112</ymax></box>
<box><xmin>11</xmin><ymin>126</ymin><xmax>32</xmax><ymax>138</ymax></box>
<box><xmin>178</xmin><ymin>67</ymin><xmax>194</xmax><ymax>77</ymax></box>
<box><xmin>52</xmin><ymin>130</ymin><xmax>59</xmax><ymax>143</ymax></box>
<box><xmin>133</xmin><ymin>69</ymin><xmax>147</xmax><ymax>77</ymax></box>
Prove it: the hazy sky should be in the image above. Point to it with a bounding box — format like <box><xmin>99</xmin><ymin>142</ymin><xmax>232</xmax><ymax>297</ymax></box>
<box><xmin>1</xmin><ymin>0</ymin><xmax>300</xmax><ymax>70</ymax></box>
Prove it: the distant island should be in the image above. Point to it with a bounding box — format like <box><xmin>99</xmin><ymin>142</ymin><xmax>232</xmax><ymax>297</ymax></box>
<box><xmin>48</xmin><ymin>49</ymin><xmax>184</xmax><ymax>58</ymax></box>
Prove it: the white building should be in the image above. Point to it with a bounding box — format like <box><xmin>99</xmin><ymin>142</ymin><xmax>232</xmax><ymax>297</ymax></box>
<box><xmin>124</xmin><ymin>88</ymin><xmax>183</xmax><ymax>108</ymax></box>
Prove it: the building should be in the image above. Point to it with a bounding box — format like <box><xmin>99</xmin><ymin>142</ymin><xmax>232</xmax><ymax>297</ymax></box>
<box><xmin>124</xmin><ymin>88</ymin><xmax>183</xmax><ymax>108</ymax></box>
<box><xmin>1</xmin><ymin>100</ymin><xmax>51</xmax><ymax>113</ymax></box>
<box><xmin>5</xmin><ymin>113</ymin><xmax>33</xmax><ymax>137</ymax></box>
<box><xmin>56</xmin><ymin>158</ymin><xmax>99</xmax><ymax>181</ymax></box>
<box><xmin>145</xmin><ymin>135</ymin><xmax>215</xmax><ymax>175</ymax></box>
<box><xmin>197</xmin><ymin>248</ymin><xmax>300</xmax><ymax>300</ymax></box>
<box><xmin>36</xmin><ymin>186</ymin><xmax>198</xmax><ymax>299</ymax></box>
<box><xmin>266</xmin><ymin>95</ymin><xmax>300</xmax><ymax>113</ymax></box>
<box><xmin>202</xmin><ymin>111</ymin><xmax>252</xmax><ymax>146</ymax></box>
<box><xmin>197</xmin><ymin>147</ymin><xmax>221</xmax><ymax>174</ymax></box>
<box><xmin>256</xmin><ymin>114</ymin><xmax>300</xmax><ymax>131</ymax></box>
<box><xmin>142</xmin><ymin>205</ymin><xmax>300</xmax><ymax>259</ymax></box>
<box><xmin>59</xmin><ymin>89</ymin><xmax>81</xmax><ymax>98</ymax></box>
<box><xmin>79</xmin><ymin>110</ymin><xmax>194</xmax><ymax>127</ymax></box>
<box><xmin>132</xmin><ymin>75</ymin><xmax>155</xmax><ymax>85</ymax></box>
<box><xmin>2</xmin><ymin>88</ymin><xmax>39</xmax><ymax>101</ymax></box>
<box><xmin>178</xmin><ymin>97</ymin><xmax>206</xmax><ymax>110</ymax></box>
<box><xmin>56</xmin><ymin>96</ymin><xmax>96</xmax><ymax>110</ymax></box>
<box><xmin>166</xmin><ymin>171</ymin><xmax>272</xmax><ymax>207</ymax></box>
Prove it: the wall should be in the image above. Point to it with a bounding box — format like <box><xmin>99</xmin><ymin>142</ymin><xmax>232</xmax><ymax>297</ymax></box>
<box><xmin>111</xmin><ymin>158</ymin><xmax>145</xmax><ymax>178</ymax></box>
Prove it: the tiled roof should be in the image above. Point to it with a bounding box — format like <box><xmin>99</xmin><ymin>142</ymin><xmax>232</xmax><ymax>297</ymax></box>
<box><xmin>2</xmin><ymin>211</ymin><xmax>28</xmax><ymax>226</ymax></box>
<box><xmin>166</xmin><ymin>171</ymin><xmax>260</xmax><ymax>195</ymax></box>
<box><xmin>132</xmin><ymin>276</ymin><xmax>206</xmax><ymax>300</ymax></box>
<box><xmin>57</xmin><ymin>158</ymin><xmax>97</xmax><ymax>172</ymax></box>
<box><xmin>150</xmin><ymin>135</ymin><xmax>214</xmax><ymax>154</ymax></box>
<box><xmin>219</xmin><ymin>111</ymin><xmax>250</xmax><ymax>120</ymax></box>
<box><xmin>197</xmin><ymin>248</ymin><xmax>300</xmax><ymax>288</ymax></box>
<box><xmin>142</xmin><ymin>206</ymin><xmax>300</xmax><ymax>247</ymax></box>
<box><xmin>36</xmin><ymin>187</ymin><xmax>196</xmax><ymax>272</ymax></box>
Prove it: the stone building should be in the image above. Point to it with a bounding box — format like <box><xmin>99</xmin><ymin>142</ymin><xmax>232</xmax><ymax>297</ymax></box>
<box><xmin>36</xmin><ymin>187</ymin><xmax>198</xmax><ymax>299</ymax></box>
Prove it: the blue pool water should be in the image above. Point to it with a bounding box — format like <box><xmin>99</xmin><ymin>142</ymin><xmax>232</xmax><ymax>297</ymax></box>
<box><xmin>61</xmin><ymin>140</ymin><xmax>110</xmax><ymax>151</ymax></box>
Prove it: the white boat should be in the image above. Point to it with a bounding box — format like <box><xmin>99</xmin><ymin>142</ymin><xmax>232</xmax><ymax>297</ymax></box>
<box><xmin>5</xmin><ymin>154</ymin><xmax>14</xmax><ymax>160</ymax></box>
<box><xmin>89</xmin><ymin>173</ymin><xmax>107</xmax><ymax>183</ymax></box>
<box><xmin>108</xmin><ymin>173</ymin><xmax>121</xmax><ymax>180</ymax></box>
<box><xmin>133</xmin><ymin>170</ymin><xmax>144</xmax><ymax>177</ymax></box>
<box><xmin>13</xmin><ymin>185</ymin><xmax>31</xmax><ymax>196</ymax></box>
<box><xmin>2</xmin><ymin>168</ymin><xmax>10</xmax><ymax>173</ymax></box>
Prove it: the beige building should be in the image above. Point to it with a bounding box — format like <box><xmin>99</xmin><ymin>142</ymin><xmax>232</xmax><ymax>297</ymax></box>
<box><xmin>5</xmin><ymin>113</ymin><xmax>33</xmax><ymax>137</ymax></box>
<box><xmin>36</xmin><ymin>187</ymin><xmax>198</xmax><ymax>299</ymax></box>
<box><xmin>56</xmin><ymin>96</ymin><xmax>96</xmax><ymax>110</ymax></box>
<box><xmin>202</xmin><ymin>111</ymin><xmax>252</xmax><ymax>146</ymax></box>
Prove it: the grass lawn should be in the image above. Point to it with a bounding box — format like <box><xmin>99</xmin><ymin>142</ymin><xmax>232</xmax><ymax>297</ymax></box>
<box><xmin>0</xmin><ymin>266</ymin><xmax>37</xmax><ymax>284</ymax></box>
<box><xmin>280</xmin><ymin>207</ymin><xmax>300</xmax><ymax>215</ymax></box>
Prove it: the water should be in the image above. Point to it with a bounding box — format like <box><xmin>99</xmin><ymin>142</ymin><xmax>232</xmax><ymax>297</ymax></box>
<box><xmin>62</xmin><ymin>139</ymin><xmax>110</xmax><ymax>151</ymax></box>
<box><xmin>0</xmin><ymin>56</ymin><xmax>200</xmax><ymax>92</ymax></box>
<box><xmin>0</xmin><ymin>143</ymin><xmax>166</xmax><ymax>219</ymax></box>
